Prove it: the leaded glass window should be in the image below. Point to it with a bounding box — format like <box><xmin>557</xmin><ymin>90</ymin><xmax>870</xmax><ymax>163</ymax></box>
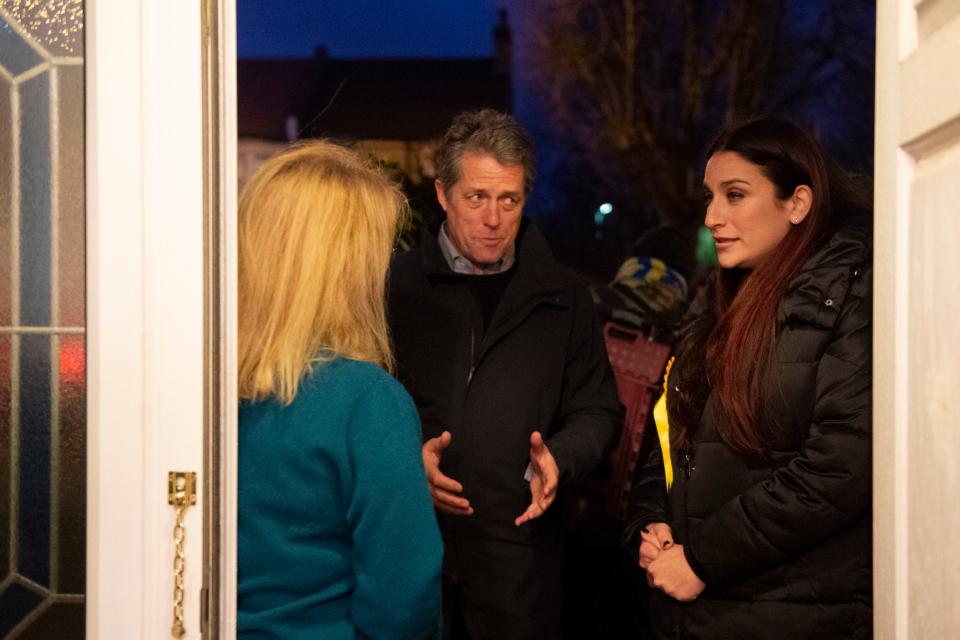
<box><xmin>0</xmin><ymin>1</ymin><xmax>85</xmax><ymax>637</ymax></box>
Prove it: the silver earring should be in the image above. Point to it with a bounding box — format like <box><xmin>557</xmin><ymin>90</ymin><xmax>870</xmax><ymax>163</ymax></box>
<box><xmin>790</xmin><ymin>216</ymin><xmax>800</xmax><ymax>224</ymax></box>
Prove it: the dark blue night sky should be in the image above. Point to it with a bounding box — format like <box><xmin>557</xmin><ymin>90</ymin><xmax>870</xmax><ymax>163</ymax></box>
<box><xmin>237</xmin><ymin>0</ymin><xmax>503</xmax><ymax>58</ymax></box>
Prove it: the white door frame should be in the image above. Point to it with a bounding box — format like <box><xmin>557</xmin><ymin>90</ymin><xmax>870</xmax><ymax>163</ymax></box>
<box><xmin>874</xmin><ymin>0</ymin><xmax>960</xmax><ymax>636</ymax></box>
<box><xmin>210</xmin><ymin>0</ymin><xmax>239</xmax><ymax>635</ymax></box>
<box><xmin>86</xmin><ymin>0</ymin><xmax>238</xmax><ymax>637</ymax></box>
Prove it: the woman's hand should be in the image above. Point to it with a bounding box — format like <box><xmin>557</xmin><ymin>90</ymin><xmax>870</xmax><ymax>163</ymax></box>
<box><xmin>638</xmin><ymin>522</ymin><xmax>674</xmax><ymax>570</ymax></box>
<box><xmin>647</xmin><ymin>544</ymin><xmax>706</xmax><ymax>602</ymax></box>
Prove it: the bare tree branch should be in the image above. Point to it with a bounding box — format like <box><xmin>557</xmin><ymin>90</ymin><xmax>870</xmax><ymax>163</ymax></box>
<box><xmin>527</xmin><ymin>0</ymin><xmax>866</xmax><ymax>236</ymax></box>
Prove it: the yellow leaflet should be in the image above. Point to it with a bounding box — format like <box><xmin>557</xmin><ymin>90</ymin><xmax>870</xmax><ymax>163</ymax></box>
<box><xmin>653</xmin><ymin>357</ymin><xmax>675</xmax><ymax>491</ymax></box>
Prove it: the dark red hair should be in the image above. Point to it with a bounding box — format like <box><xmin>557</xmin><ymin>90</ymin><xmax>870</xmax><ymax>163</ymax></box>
<box><xmin>670</xmin><ymin>118</ymin><xmax>870</xmax><ymax>454</ymax></box>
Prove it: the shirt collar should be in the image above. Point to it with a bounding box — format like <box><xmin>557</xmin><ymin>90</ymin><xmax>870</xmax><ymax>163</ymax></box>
<box><xmin>438</xmin><ymin>222</ymin><xmax>516</xmax><ymax>275</ymax></box>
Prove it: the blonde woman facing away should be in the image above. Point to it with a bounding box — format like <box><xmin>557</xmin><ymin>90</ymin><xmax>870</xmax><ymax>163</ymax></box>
<box><xmin>237</xmin><ymin>141</ymin><xmax>442</xmax><ymax>639</ymax></box>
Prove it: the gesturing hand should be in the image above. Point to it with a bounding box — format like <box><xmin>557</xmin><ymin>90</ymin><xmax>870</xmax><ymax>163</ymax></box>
<box><xmin>646</xmin><ymin>544</ymin><xmax>706</xmax><ymax>602</ymax></box>
<box><xmin>422</xmin><ymin>431</ymin><xmax>473</xmax><ymax>516</ymax></box>
<box><xmin>514</xmin><ymin>431</ymin><xmax>559</xmax><ymax>526</ymax></box>
<box><xmin>638</xmin><ymin>522</ymin><xmax>674</xmax><ymax>570</ymax></box>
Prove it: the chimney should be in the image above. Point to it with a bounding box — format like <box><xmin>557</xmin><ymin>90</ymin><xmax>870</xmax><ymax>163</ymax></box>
<box><xmin>493</xmin><ymin>9</ymin><xmax>511</xmax><ymax>76</ymax></box>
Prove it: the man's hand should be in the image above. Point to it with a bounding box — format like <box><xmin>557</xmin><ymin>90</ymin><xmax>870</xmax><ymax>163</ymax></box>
<box><xmin>515</xmin><ymin>431</ymin><xmax>559</xmax><ymax>526</ymax></box>
<box><xmin>638</xmin><ymin>522</ymin><xmax>673</xmax><ymax>570</ymax></box>
<box><xmin>422</xmin><ymin>431</ymin><xmax>473</xmax><ymax>516</ymax></box>
<box><xmin>646</xmin><ymin>544</ymin><xmax>706</xmax><ymax>602</ymax></box>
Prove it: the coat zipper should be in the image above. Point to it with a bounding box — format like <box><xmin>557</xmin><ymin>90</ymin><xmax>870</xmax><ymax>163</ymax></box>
<box><xmin>683</xmin><ymin>452</ymin><xmax>694</xmax><ymax>478</ymax></box>
<box><xmin>466</xmin><ymin>286</ymin><xmax>480</xmax><ymax>388</ymax></box>
<box><xmin>466</xmin><ymin>322</ymin><xmax>477</xmax><ymax>386</ymax></box>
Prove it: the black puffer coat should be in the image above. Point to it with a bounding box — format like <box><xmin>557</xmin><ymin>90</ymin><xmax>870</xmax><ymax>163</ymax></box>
<box><xmin>625</xmin><ymin>222</ymin><xmax>873</xmax><ymax>639</ymax></box>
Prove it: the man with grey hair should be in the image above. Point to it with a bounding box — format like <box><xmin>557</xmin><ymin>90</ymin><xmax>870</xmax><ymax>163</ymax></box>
<box><xmin>389</xmin><ymin>109</ymin><xmax>622</xmax><ymax>639</ymax></box>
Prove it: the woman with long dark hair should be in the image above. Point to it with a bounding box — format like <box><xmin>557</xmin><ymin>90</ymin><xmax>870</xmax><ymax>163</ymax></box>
<box><xmin>625</xmin><ymin>118</ymin><xmax>873</xmax><ymax>638</ymax></box>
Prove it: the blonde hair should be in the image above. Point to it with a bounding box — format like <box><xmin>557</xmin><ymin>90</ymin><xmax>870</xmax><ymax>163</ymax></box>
<box><xmin>238</xmin><ymin>140</ymin><xmax>406</xmax><ymax>404</ymax></box>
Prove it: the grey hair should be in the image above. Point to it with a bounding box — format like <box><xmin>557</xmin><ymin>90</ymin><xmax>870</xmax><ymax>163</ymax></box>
<box><xmin>435</xmin><ymin>109</ymin><xmax>536</xmax><ymax>194</ymax></box>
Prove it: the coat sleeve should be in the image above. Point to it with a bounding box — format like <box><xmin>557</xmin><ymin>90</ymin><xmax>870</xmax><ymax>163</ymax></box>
<box><xmin>345</xmin><ymin>376</ymin><xmax>443</xmax><ymax>640</ymax></box>
<box><xmin>622</xmin><ymin>411</ymin><xmax>669</xmax><ymax>557</ymax></box>
<box><xmin>545</xmin><ymin>284</ymin><xmax>625</xmax><ymax>486</ymax></box>
<box><xmin>683</xmin><ymin>274</ymin><xmax>872</xmax><ymax>588</ymax></box>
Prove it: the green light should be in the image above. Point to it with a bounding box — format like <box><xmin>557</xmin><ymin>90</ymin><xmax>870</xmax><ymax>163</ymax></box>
<box><xmin>598</xmin><ymin>202</ymin><xmax>614</xmax><ymax>215</ymax></box>
<box><xmin>696</xmin><ymin>225</ymin><xmax>717</xmax><ymax>267</ymax></box>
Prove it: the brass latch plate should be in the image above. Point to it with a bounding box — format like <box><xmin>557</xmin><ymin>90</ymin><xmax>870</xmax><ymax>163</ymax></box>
<box><xmin>168</xmin><ymin>471</ymin><xmax>198</xmax><ymax>507</ymax></box>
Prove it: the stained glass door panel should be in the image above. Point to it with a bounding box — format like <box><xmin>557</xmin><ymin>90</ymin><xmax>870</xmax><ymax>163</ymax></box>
<box><xmin>0</xmin><ymin>1</ymin><xmax>85</xmax><ymax>637</ymax></box>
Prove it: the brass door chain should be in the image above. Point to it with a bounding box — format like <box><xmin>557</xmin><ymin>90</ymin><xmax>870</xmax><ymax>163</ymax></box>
<box><xmin>168</xmin><ymin>472</ymin><xmax>198</xmax><ymax>638</ymax></box>
<box><xmin>172</xmin><ymin>503</ymin><xmax>188</xmax><ymax>637</ymax></box>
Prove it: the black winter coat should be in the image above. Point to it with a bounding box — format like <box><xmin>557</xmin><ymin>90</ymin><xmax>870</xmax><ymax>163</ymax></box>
<box><xmin>625</xmin><ymin>223</ymin><xmax>873</xmax><ymax>639</ymax></box>
<box><xmin>388</xmin><ymin>220</ymin><xmax>622</xmax><ymax>637</ymax></box>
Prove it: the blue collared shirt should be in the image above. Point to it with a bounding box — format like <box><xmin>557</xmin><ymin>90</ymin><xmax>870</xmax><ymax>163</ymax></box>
<box><xmin>438</xmin><ymin>222</ymin><xmax>516</xmax><ymax>275</ymax></box>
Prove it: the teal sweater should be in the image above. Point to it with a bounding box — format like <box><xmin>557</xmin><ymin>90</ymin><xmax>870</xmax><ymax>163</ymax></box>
<box><xmin>238</xmin><ymin>358</ymin><xmax>442</xmax><ymax>639</ymax></box>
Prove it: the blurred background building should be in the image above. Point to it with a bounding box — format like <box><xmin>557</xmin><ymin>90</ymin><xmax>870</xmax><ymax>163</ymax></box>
<box><xmin>237</xmin><ymin>11</ymin><xmax>512</xmax><ymax>188</ymax></box>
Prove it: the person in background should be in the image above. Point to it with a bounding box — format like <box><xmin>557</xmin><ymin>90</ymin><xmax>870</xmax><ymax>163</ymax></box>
<box><xmin>625</xmin><ymin>118</ymin><xmax>873</xmax><ymax>638</ymax></box>
<box><xmin>590</xmin><ymin>225</ymin><xmax>696</xmax><ymax>345</ymax></box>
<box><xmin>237</xmin><ymin>140</ymin><xmax>442</xmax><ymax>639</ymax></box>
<box><xmin>388</xmin><ymin>109</ymin><xmax>623</xmax><ymax>639</ymax></box>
